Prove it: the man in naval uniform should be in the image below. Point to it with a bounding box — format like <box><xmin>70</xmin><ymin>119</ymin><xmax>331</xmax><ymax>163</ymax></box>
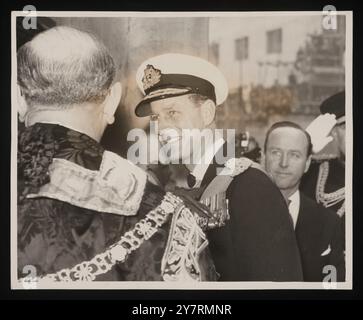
<box><xmin>301</xmin><ymin>91</ymin><xmax>346</xmax><ymax>241</ymax></box>
<box><xmin>134</xmin><ymin>53</ymin><xmax>303</xmax><ymax>281</ymax></box>
<box><xmin>16</xmin><ymin>27</ymin><xmax>216</xmax><ymax>284</ymax></box>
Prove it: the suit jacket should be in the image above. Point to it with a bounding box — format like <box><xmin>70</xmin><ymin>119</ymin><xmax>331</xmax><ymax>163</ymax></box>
<box><xmin>295</xmin><ymin>192</ymin><xmax>345</xmax><ymax>281</ymax></box>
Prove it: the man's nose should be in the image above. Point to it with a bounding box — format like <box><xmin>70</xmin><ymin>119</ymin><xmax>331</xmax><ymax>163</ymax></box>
<box><xmin>158</xmin><ymin>120</ymin><xmax>168</xmax><ymax>131</ymax></box>
<box><xmin>279</xmin><ymin>153</ymin><xmax>289</xmax><ymax>168</ymax></box>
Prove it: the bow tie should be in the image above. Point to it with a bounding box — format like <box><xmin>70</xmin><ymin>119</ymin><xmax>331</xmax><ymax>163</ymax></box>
<box><xmin>187</xmin><ymin>173</ymin><xmax>197</xmax><ymax>188</ymax></box>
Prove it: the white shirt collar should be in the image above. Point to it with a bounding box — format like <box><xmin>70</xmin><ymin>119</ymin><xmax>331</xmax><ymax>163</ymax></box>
<box><xmin>190</xmin><ymin>138</ymin><xmax>225</xmax><ymax>187</ymax></box>
<box><xmin>288</xmin><ymin>190</ymin><xmax>300</xmax><ymax>229</ymax></box>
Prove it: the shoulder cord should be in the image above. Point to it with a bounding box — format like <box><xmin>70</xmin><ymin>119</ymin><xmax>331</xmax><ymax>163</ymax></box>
<box><xmin>316</xmin><ymin>161</ymin><xmax>345</xmax><ymax>217</ymax></box>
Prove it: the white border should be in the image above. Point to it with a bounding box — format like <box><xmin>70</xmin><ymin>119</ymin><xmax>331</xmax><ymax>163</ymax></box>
<box><xmin>11</xmin><ymin>10</ymin><xmax>353</xmax><ymax>290</ymax></box>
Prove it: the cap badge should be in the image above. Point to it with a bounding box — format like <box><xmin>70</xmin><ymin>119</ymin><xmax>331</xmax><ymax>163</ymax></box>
<box><xmin>142</xmin><ymin>64</ymin><xmax>162</xmax><ymax>90</ymax></box>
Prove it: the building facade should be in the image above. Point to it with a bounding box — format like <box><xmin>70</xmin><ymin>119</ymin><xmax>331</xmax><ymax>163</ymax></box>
<box><xmin>208</xmin><ymin>14</ymin><xmax>345</xmax><ymax>147</ymax></box>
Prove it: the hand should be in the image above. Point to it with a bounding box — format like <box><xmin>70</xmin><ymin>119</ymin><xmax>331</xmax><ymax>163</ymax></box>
<box><xmin>306</xmin><ymin>114</ymin><xmax>337</xmax><ymax>153</ymax></box>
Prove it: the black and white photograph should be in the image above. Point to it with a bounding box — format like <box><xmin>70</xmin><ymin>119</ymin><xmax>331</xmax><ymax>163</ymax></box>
<box><xmin>11</xmin><ymin>10</ymin><xmax>352</xmax><ymax>290</ymax></box>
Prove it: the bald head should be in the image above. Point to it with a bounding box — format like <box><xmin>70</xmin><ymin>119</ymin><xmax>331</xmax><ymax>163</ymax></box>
<box><xmin>17</xmin><ymin>26</ymin><xmax>115</xmax><ymax>109</ymax></box>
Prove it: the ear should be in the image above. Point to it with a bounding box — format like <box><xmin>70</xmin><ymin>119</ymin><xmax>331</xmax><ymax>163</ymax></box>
<box><xmin>304</xmin><ymin>155</ymin><xmax>312</xmax><ymax>173</ymax></box>
<box><xmin>200</xmin><ymin>99</ymin><xmax>216</xmax><ymax>127</ymax></box>
<box><xmin>331</xmin><ymin>126</ymin><xmax>338</xmax><ymax>139</ymax></box>
<box><xmin>103</xmin><ymin>82</ymin><xmax>122</xmax><ymax>124</ymax></box>
<box><xmin>17</xmin><ymin>85</ymin><xmax>29</xmax><ymax>123</ymax></box>
<box><xmin>261</xmin><ymin>151</ymin><xmax>266</xmax><ymax>169</ymax></box>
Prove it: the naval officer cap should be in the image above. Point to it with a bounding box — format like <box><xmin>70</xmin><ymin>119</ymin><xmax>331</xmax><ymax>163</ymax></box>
<box><xmin>320</xmin><ymin>91</ymin><xmax>345</xmax><ymax>123</ymax></box>
<box><xmin>135</xmin><ymin>53</ymin><xmax>228</xmax><ymax>117</ymax></box>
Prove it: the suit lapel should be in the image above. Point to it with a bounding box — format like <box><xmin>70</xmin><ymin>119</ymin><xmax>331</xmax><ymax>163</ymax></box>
<box><xmin>295</xmin><ymin>193</ymin><xmax>322</xmax><ymax>254</ymax></box>
<box><xmin>295</xmin><ymin>192</ymin><xmax>304</xmax><ymax>232</ymax></box>
<box><xmin>295</xmin><ymin>193</ymin><xmax>313</xmax><ymax>237</ymax></box>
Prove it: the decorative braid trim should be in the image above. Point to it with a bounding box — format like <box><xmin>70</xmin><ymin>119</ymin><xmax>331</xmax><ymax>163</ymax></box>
<box><xmin>161</xmin><ymin>202</ymin><xmax>209</xmax><ymax>281</ymax></box>
<box><xmin>218</xmin><ymin>157</ymin><xmax>254</xmax><ymax>176</ymax></box>
<box><xmin>316</xmin><ymin>161</ymin><xmax>345</xmax><ymax>216</ymax></box>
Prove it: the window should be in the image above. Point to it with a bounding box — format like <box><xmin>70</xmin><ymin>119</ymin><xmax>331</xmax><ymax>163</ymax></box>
<box><xmin>235</xmin><ymin>37</ymin><xmax>249</xmax><ymax>61</ymax></box>
<box><xmin>266</xmin><ymin>29</ymin><xmax>282</xmax><ymax>54</ymax></box>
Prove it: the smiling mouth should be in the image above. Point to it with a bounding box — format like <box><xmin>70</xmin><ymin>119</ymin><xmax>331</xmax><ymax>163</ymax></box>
<box><xmin>275</xmin><ymin>172</ymin><xmax>292</xmax><ymax>176</ymax></box>
<box><xmin>160</xmin><ymin>136</ymin><xmax>181</xmax><ymax>145</ymax></box>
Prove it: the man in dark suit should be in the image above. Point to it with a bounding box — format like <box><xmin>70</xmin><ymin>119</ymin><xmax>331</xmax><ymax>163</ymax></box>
<box><xmin>134</xmin><ymin>53</ymin><xmax>303</xmax><ymax>281</ymax></box>
<box><xmin>264</xmin><ymin>121</ymin><xmax>345</xmax><ymax>281</ymax></box>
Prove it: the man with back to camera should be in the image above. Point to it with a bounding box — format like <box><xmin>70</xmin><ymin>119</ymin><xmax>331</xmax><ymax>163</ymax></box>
<box><xmin>16</xmin><ymin>26</ymin><xmax>218</xmax><ymax>283</ymax></box>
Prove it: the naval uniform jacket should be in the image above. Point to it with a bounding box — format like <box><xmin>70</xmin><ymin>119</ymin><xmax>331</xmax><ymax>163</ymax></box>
<box><xmin>166</xmin><ymin>143</ymin><xmax>304</xmax><ymax>281</ymax></box>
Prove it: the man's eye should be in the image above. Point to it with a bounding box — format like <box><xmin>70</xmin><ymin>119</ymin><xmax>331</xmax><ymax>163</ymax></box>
<box><xmin>270</xmin><ymin>150</ymin><xmax>281</xmax><ymax>157</ymax></box>
<box><xmin>168</xmin><ymin>110</ymin><xmax>178</xmax><ymax>117</ymax></box>
<box><xmin>290</xmin><ymin>152</ymin><xmax>301</xmax><ymax>159</ymax></box>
